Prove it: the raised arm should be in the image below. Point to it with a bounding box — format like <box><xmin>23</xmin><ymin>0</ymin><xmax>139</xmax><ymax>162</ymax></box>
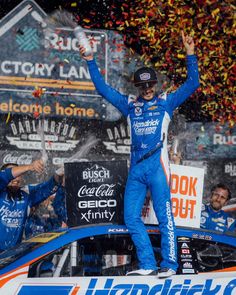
<box><xmin>167</xmin><ymin>31</ymin><xmax>200</xmax><ymax>111</ymax></box>
<box><xmin>0</xmin><ymin>160</ymin><xmax>44</xmax><ymax>191</ymax></box>
<box><xmin>11</xmin><ymin>159</ymin><xmax>44</xmax><ymax>178</ymax></box>
<box><xmin>79</xmin><ymin>46</ymin><xmax>129</xmax><ymax>117</ymax></box>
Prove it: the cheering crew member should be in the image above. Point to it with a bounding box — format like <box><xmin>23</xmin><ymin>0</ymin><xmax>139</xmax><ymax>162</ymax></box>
<box><xmin>201</xmin><ymin>183</ymin><xmax>236</xmax><ymax>233</ymax></box>
<box><xmin>0</xmin><ymin>160</ymin><xmax>62</xmax><ymax>252</ymax></box>
<box><xmin>79</xmin><ymin>31</ymin><xmax>200</xmax><ymax>277</ymax></box>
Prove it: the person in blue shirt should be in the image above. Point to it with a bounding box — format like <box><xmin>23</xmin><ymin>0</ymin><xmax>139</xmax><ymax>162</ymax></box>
<box><xmin>201</xmin><ymin>183</ymin><xmax>236</xmax><ymax>233</ymax></box>
<box><xmin>0</xmin><ymin>160</ymin><xmax>62</xmax><ymax>251</ymax></box>
<box><xmin>79</xmin><ymin>31</ymin><xmax>200</xmax><ymax>277</ymax></box>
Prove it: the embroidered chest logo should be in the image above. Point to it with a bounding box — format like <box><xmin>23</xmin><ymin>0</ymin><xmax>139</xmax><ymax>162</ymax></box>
<box><xmin>135</xmin><ymin>107</ymin><xmax>142</xmax><ymax>116</ymax></box>
<box><xmin>148</xmin><ymin>105</ymin><xmax>158</xmax><ymax>111</ymax></box>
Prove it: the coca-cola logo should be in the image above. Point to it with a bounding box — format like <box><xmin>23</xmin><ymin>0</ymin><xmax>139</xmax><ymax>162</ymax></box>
<box><xmin>3</xmin><ymin>154</ymin><xmax>33</xmax><ymax>165</ymax></box>
<box><xmin>78</xmin><ymin>184</ymin><xmax>115</xmax><ymax>198</ymax></box>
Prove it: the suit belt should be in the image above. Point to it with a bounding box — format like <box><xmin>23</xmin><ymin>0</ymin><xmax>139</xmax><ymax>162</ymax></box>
<box><xmin>136</xmin><ymin>141</ymin><xmax>163</xmax><ymax>164</ymax></box>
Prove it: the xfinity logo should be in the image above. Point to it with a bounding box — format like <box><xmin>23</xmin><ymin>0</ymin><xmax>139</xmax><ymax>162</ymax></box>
<box><xmin>82</xmin><ymin>164</ymin><xmax>111</xmax><ymax>183</ymax></box>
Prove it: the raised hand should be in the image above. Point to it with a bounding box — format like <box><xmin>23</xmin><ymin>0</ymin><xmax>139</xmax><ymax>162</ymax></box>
<box><xmin>79</xmin><ymin>45</ymin><xmax>94</xmax><ymax>61</ymax></box>
<box><xmin>181</xmin><ymin>31</ymin><xmax>195</xmax><ymax>55</ymax></box>
<box><xmin>30</xmin><ymin>159</ymin><xmax>45</xmax><ymax>174</ymax></box>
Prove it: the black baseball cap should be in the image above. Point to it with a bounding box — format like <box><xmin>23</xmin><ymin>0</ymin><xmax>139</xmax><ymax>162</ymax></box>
<box><xmin>133</xmin><ymin>67</ymin><xmax>157</xmax><ymax>88</ymax></box>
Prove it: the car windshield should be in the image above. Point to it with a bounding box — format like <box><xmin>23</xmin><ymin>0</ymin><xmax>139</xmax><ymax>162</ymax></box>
<box><xmin>0</xmin><ymin>232</ymin><xmax>65</xmax><ymax>270</ymax></box>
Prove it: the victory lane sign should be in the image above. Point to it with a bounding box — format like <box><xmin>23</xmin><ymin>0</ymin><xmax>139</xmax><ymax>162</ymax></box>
<box><xmin>0</xmin><ymin>0</ymin><xmax>107</xmax><ymax>96</ymax></box>
<box><xmin>65</xmin><ymin>160</ymin><xmax>128</xmax><ymax>226</ymax></box>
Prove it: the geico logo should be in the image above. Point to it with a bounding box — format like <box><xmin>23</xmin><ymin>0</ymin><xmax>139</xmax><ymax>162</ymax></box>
<box><xmin>44</xmin><ymin>32</ymin><xmax>101</xmax><ymax>52</ymax></box>
<box><xmin>213</xmin><ymin>134</ymin><xmax>236</xmax><ymax>145</ymax></box>
<box><xmin>85</xmin><ymin>278</ymin><xmax>236</xmax><ymax>295</ymax></box>
<box><xmin>78</xmin><ymin>199</ymin><xmax>117</xmax><ymax>208</ymax></box>
<box><xmin>83</xmin><ymin>170</ymin><xmax>110</xmax><ymax>179</ymax></box>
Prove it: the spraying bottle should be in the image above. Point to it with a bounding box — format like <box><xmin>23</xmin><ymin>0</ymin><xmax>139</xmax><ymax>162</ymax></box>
<box><xmin>74</xmin><ymin>26</ymin><xmax>92</xmax><ymax>56</ymax></box>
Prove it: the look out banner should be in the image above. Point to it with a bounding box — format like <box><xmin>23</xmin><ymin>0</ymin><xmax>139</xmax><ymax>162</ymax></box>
<box><xmin>65</xmin><ymin>160</ymin><xmax>128</xmax><ymax>226</ymax></box>
<box><xmin>142</xmin><ymin>165</ymin><xmax>204</xmax><ymax>228</ymax></box>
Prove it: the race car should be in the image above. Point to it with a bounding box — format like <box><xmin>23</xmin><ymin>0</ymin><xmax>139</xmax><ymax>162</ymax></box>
<box><xmin>0</xmin><ymin>224</ymin><xmax>235</xmax><ymax>295</ymax></box>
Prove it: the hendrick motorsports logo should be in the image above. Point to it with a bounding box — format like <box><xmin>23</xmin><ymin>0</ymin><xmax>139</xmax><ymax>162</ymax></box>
<box><xmin>82</xmin><ymin>164</ymin><xmax>111</xmax><ymax>183</ymax></box>
<box><xmin>133</xmin><ymin>119</ymin><xmax>159</xmax><ymax>136</ymax></box>
<box><xmin>86</xmin><ymin>278</ymin><xmax>236</xmax><ymax>295</ymax></box>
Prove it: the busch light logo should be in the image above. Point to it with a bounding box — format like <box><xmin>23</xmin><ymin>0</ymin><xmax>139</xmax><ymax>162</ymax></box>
<box><xmin>82</xmin><ymin>164</ymin><xmax>111</xmax><ymax>183</ymax></box>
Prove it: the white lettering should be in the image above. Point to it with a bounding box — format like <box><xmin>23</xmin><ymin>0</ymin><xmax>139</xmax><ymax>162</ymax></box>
<box><xmin>78</xmin><ymin>199</ymin><xmax>116</xmax><ymax>208</ymax></box>
<box><xmin>213</xmin><ymin>134</ymin><xmax>236</xmax><ymax>145</ymax></box>
<box><xmin>78</xmin><ymin>184</ymin><xmax>115</xmax><ymax>198</ymax></box>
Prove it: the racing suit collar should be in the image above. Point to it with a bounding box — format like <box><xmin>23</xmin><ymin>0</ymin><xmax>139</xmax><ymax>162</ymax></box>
<box><xmin>208</xmin><ymin>204</ymin><xmax>223</xmax><ymax>215</ymax></box>
<box><xmin>138</xmin><ymin>95</ymin><xmax>158</xmax><ymax>103</ymax></box>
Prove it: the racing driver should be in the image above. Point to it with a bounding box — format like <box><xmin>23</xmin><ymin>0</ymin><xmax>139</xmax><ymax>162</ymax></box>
<box><xmin>79</xmin><ymin>31</ymin><xmax>200</xmax><ymax>277</ymax></box>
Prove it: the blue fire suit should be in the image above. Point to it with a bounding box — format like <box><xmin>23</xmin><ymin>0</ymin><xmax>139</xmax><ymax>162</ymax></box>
<box><xmin>87</xmin><ymin>54</ymin><xmax>199</xmax><ymax>271</ymax></box>
<box><xmin>0</xmin><ymin>168</ymin><xmax>59</xmax><ymax>251</ymax></box>
<box><xmin>201</xmin><ymin>204</ymin><xmax>236</xmax><ymax>233</ymax></box>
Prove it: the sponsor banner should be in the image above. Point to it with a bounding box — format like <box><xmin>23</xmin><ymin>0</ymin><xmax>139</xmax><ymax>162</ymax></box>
<box><xmin>142</xmin><ymin>165</ymin><xmax>204</xmax><ymax>228</ymax></box>
<box><xmin>184</xmin><ymin>122</ymin><xmax>236</xmax><ymax>159</ymax></box>
<box><xmin>0</xmin><ymin>93</ymin><xmax>104</xmax><ymax>120</ymax></box>
<box><xmin>65</xmin><ymin>161</ymin><xmax>128</xmax><ymax>226</ymax></box>
<box><xmin>177</xmin><ymin>237</ymin><xmax>197</xmax><ymax>275</ymax></box>
<box><xmin>0</xmin><ymin>0</ymin><xmax>135</xmax><ymax>121</ymax></box>
<box><xmin>3</xmin><ymin>276</ymin><xmax>236</xmax><ymax>295</ymax></box>
<box><xmin>0</xmin><ymin>114</ymin><xmax>130</xmax><ymax>156</ymax></box>
<box><xmin>0</xmin><ymin>0</ymin><xmax>106</xmax><ymax>96</ymax></box>
<box><xmin>0</xmin><ymin>114</ymin><xmax>131</xmax><ymax>185</ymax></box>
<box><xmin>0</xmin><ymin>114</ymin><xmax>82</xmax><ymax>153</ymax></box>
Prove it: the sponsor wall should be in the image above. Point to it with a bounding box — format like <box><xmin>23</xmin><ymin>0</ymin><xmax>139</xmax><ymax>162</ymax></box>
<box><xmin>65</xmin><ymin>161</ymin><xmax>128</xmax><ymax>226</ymax></box>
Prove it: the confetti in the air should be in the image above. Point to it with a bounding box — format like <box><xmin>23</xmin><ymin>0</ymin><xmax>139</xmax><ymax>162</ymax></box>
<box><xmin>69</xmin><ymin>0</ymin><xmax>234</xmax><ymax>126</ymax></box>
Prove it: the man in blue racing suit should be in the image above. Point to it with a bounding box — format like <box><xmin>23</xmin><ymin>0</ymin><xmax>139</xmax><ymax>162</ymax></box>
<box><xmin>201</xmin><ymin>183</ymin><xmax>236</xmax><ymax>233</ymax></box>
<box><xmin>79</xmin><ymin>31</ymin><xmax>200</xmax><ymax>277</ymax></box>
<box><xmin>0</xmin><ymin>160</ymin><xmax>62</xmax><ymax>251</ymax></box>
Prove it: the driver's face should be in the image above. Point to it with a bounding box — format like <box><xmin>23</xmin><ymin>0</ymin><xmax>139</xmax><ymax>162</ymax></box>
<box><xmin>138</xmin><ymin>84</ymin><xmax>156</xmax><ymax>101</ymax></box>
